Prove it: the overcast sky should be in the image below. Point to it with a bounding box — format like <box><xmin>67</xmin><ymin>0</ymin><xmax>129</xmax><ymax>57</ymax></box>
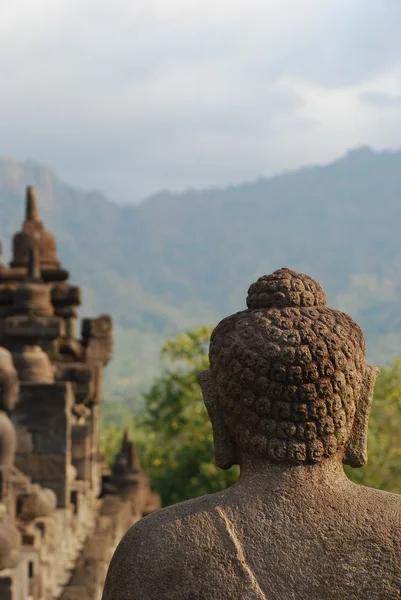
<box><xmin>1</xmin><ymin>0</ymin><xmax>401</xmax><ymax>204</ymax></box>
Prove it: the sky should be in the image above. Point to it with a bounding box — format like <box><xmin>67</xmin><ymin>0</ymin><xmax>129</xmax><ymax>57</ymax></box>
<box><xmin>1</xmin><ymin>0</ymin><xmax>401</xmax><ymax>204</ymax></box>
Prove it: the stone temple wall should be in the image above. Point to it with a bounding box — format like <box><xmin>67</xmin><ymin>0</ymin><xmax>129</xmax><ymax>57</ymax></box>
<box><xmin>0</xmin><ymin>188</ymin><xmax>160</xmax><ymax>599</ymax></box>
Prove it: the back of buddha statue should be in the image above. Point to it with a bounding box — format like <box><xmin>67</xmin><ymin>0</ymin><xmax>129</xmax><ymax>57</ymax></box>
<box><xmin>102</xmin><ymin>269</ymin><xmax>401</xmax><ymax>600</ymax></box>
<box><xmin>103</xmin><ymin>477</ymin><xmax>401</xmax><ymax>600</ymax></box>
<box><xmin>212</xmin><ymin>480</ymin><xmax>401</xmax><ymax>599</ymax></box>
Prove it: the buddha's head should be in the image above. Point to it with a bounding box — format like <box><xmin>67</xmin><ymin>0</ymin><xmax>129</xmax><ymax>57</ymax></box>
<box><xmin>198</xmin><ymin>269</ymin><xmax>379</xmax><ymax>470</ymax></box>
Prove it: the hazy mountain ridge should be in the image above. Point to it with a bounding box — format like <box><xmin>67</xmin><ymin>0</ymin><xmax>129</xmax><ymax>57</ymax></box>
<box><xmin>0</xmin><ymin>146</ymin><xmax>400</xmax><ymax>405</ymax></box>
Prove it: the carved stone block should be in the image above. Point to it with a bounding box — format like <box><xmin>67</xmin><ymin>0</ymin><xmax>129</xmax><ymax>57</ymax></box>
<box><xmin>71</xmin><ymin>425</ymin><xmax>91</xmax><ymax>481</ymax></box>
<box><xmin>81</xmin><ymin>316</ymin><xmax>112</xmax><ymax>341</ymax></box>
<box><xmin>13</xmin><ymin>383</ymin><xmax>73</xmax><ymax>507</ymax></box>
<box><xmin>5</xmin><ymin>316</ymin><xmax>63</xmax><ymax>340</ymax></box>
<box><xmin>52</xmin><ymin>284</ymin><xmax>81</xmax><ymax>307</ymax></box>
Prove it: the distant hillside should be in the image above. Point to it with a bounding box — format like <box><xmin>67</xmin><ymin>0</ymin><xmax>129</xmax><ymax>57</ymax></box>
<box><xmin>0</xmin><ymin>147</ymin><xmax>401</xmax><ymax>407</ymax></box>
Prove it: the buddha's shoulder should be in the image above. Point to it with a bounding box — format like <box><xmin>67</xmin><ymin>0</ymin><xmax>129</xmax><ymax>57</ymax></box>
<box><xmin>353</xmin><ymin>483</ymin><xmax>401</xmax><ymax>514</ymax></box>
<box><xmin>350</xmin><ymin>483</ymin><xmax>401</xmax><ymax>541</ymax></box>
<box><xmin>125</xmin><ymin>490</ymin><xmax>229</xmax><ymax>550</ymax></box>
<box><xmin>102</xmin><ymin>491</ymin><xmax>235</xmax><ymax>600</ymax></box>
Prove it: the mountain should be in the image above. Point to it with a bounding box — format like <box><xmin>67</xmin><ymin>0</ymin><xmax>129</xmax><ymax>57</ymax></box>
<box><xmin>0</xmin><ymin>147</ymin><xmax>401</xmax><ymax>407</ymax></box>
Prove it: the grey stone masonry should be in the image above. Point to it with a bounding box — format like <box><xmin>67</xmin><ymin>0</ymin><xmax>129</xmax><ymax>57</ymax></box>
<box><xmin>0</xmin><ymin>187</ymin><xmax>160</xmax><ymax>599</ymax></box>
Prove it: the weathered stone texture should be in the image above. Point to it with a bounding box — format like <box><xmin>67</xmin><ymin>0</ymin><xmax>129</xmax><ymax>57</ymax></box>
<box><xmin>0</xmin><ymin>187</ymin><xmax>160</xmax><ymax>600</ymax></box>
<box><xmin>103</xmin><ymin>268</ymin><xmax>401</xmax><ymax>600</ymax></box>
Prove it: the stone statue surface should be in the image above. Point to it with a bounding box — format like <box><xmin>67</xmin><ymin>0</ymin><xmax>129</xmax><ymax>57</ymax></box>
<box><xmin>0</xmin><ymin>187</ymin><xmax>159</xmax><ymax>599</ymax></box>
<box><xmin>102</xmin><ymin>269</ymin><xmax>401</xmax><ymax>600</ymax></box>
<box><xmin>0</xmin><ymin>347</ymin><xmax>19</xmax><ymax>466</ymax></box>
<box><xmin>0</xmin><ymin>347</ymin><xmax>21</xmax><ymax>570</ymax></box>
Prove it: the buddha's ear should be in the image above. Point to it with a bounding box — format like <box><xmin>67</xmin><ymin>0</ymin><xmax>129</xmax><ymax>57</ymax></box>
<box><xmin>197</xmin><ymin>370</ymin><xmax>237</xmax><ymax>470</ymax></box>
<box><xmin>343</xmin><ymin>364</ymin><xmax>380</xmax><ymax>468</ymax></box>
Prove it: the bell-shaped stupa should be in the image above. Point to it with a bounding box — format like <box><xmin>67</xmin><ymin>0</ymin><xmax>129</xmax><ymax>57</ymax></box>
<box><xmin>10</xmin><ymin>186</ymin><xmax>61</xmax><ymax>272</ymax></box>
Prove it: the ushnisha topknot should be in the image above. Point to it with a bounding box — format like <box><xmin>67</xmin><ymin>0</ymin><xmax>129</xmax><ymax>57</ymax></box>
<box><xmin>246</xmin><ymin>268</ymin><xmax>327</xmax><ymax>309</ymax></box>
<box><xmin>209</xmin><ymin>268</ymin><xmax>367</xmax><ymax>465</ymax></box>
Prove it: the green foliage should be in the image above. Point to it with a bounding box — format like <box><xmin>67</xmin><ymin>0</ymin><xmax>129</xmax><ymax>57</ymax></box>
<box><xmin>101</xmin><ymin>328</ymin><xmax>401</xmax><ymax>506</ymax></box>
<box><xmin>100</xmin><ymin>425</ymin><xmax>125</xmax><ymax>468</ymax></box>
<box><xmin>137</xmin><ymin>326</ymin><xmax>239</xmax><ymax>506</ymax></box>
<box><xmin>346</xmin><ymin>358</ymin><xmax>401</xmax><ymax>494</ymax></box>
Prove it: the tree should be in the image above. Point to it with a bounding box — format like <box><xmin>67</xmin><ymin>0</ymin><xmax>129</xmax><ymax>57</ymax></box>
<box><xmin>102</xmin><ymin>329</ymin><xmax>401</xmax><ymax>505</ymax></box>
<box><xmin>346</xmin><ymin>358</ymin><xmax>401</xmax><ymax>494</ymax></box>
<box><xmin>138</xmin><ymin>326</ymin><xmax>239</xmax><ymax>506</ymax></box>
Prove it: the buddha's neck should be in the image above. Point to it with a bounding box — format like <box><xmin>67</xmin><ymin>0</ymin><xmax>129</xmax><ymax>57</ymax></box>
<box><xmin>236</xmin><ymin>455</ymin><xmax>350</xmax><ymax>497</ymax></box>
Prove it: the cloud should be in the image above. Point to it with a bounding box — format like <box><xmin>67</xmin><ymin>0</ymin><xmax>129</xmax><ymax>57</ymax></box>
<box><xmin>1</xmin><ymin>0</ymin><xmax>401</xmax><ymax>202</ymax></box>
<box><xmin>360</xmin><ymin>91</ymin><xmax>401</xmax><ymax>108</ymax></box>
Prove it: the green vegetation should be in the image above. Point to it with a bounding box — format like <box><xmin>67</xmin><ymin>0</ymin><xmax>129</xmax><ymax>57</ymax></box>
<box><xmin>101</xmin><ymin>327</ymin><xmax>239</xmax><ymax>506</ymax></box>
<box><xmin>101</xmin><ymin>327</ymin><xmax>401</xmax><ymax>506</ymax></box>
<box><xmin>345</xmin><ymin>358</ymin><xmax>401</xmax><ymax>494</ymax></box>
<box><xmin>137</xmin><ymin>326</ymin><xmax>239</xmax><ymax>506</ymax></box>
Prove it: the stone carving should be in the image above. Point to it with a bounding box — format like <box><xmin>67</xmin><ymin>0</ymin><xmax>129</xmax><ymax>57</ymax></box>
<box><xmin>0</xmin><ymin>348</ymin><xmax>19</xmax><ymax>413</ymax></box>
<box><xmin>13</xmin><ymin>246</ymin><xmax>54</xmax><ymax>317</ymax></box>
<box><xmin>12</xmin><ymin>344</ymin><xmax>55</xmax><ymax>384</ymax></box>
<box><xmin>111</xmin><ymin>430</ymin><xmax>144</xmax><ymax>491</ymax></box>
<box><xmin>0</xmin><ymin>520</ymin><xmax>21</xmax><ymax>571</ymax></box>
<box><xmin>0</xmin><ymin>413</ymin><xmax>17</xmax><ymax>469</ymax></box>
<box><xmin>82</xmin><ymin>315</ymin><xmax>113</xmax><ymax>365</ymax></box>
<box><xmin>209</xmin><ymin>269</ymin><xmax>370</xmax><ymax>468</ymax></box>
<box><xmin>17</xmin><ymin>483</ymin><xmax>57</xmax><ymax>521</ymax></box>
<box><xmin>0</xmin><ymin>347</ymin><xmax>19</xmax><ymax>467</ymax></box>
<box><xmin>103</xmin><ymin>269</ymin><xmax>401</xmax><ymax>600</ymax></box>
<box><xmin>11</xmin><ymin>186</ymin><xmax>61</xmax><ymax>271</ymax></box>
<box><xmin>0</xmin><ymin>187</ymin><xmax>160</xmax><ymax>600</ymax></box>
<box><xmin>0</xmin><ymin>348</ymin><xmax>22</xmax><ymax>571</ymax></box>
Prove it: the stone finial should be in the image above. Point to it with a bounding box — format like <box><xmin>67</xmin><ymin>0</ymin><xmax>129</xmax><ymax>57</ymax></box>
<box><xmin>25</xmin><ymin>186</ymin><xmax>41</xmax><ymax>222</ymax></box>
<box><xmin>112</xmin><ymin>430</ymin><xmax>142</xmax><ymax>489</ymax></box>
<box><xmin>121</xmin><ymin>429</ymin><xmax>141</xmax><ymax>472</ymax></box>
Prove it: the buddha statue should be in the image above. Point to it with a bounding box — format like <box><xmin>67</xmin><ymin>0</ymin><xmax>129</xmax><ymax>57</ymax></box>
<box><xmin>102</xmin><ymin>269</ymin><xmax>401</xmax><ymax>600</ymax></box>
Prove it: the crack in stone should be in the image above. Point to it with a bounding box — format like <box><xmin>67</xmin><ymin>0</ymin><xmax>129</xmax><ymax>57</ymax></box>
<box><xmin>216</xmin><ymin>506</ymin><xmax>267</xmax><ymax>600</ymax></box>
